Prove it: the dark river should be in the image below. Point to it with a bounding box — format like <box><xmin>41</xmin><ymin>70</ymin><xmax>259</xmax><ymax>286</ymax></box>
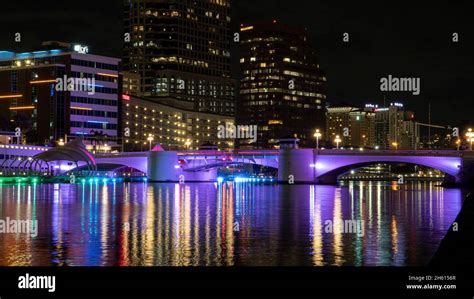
<box><xmin>0</xmin><ymin>181</ymin><xmax>463</xmax><ymax>266</ymax></box>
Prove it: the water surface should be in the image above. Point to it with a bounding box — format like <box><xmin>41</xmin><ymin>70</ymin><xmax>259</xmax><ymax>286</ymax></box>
<box><xmin>0</xmin><ymin>181</ymin><xmax>463</xmax><ymax>266</ymax></box>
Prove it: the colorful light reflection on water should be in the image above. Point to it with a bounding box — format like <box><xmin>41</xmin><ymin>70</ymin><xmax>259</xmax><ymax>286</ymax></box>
<box><xmin>0</xmin><ymin>181</ymin><xmax>463</xmax><ymax>266</ymax></box>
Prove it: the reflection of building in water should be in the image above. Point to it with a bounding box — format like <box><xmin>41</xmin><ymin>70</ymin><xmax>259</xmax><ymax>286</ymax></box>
<box><xmin>0</xmin><ymin>182</ymin><xmax>463</xmax><ymax>266</ymax></box>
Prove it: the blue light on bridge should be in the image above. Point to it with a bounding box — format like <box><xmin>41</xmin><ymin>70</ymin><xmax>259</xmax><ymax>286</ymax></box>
<box><xmin>216</xmin><ymin>176</ymin><xmax>275</xmax><ymax>184</ymax></box>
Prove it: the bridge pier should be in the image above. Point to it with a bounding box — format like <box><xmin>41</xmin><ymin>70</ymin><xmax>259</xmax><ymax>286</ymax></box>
<box><xmin>278</xmin><ymin>149</ymin><xmax>315</xmax><ymax>183</ymax></box>
<box><xmin>147</xmin><ymin>151</ymin><xmax>181</xmax><ymax>182</ymax></box>
<box><xmin>444</xmin><ymin>154</ymin><xmax>474</xmax><ymax>186</ymax></box>
<box><xmin>182</xmin><ymin>169</ymin><xmax>218</xmax><ymax>182</ymax></box>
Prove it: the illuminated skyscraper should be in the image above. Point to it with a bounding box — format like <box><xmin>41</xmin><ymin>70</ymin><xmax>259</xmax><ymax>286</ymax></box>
<box><xmin>238</xmin><ymin>21</ymin><xmax>327</xmax><ymax>149</ymax></box>
<box><xmin>123</xmin><ymin>0</ymin><xmax>235</xmax><ymax>116</ymax></box>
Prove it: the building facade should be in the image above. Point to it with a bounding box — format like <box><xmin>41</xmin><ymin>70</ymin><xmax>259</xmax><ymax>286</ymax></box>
<box><xmin>0</xmin><ymin>41</ymin><xmax>121</xmax><ymax>150</ymax></box>
<box><xmin>239</xmin><ymin>22</ymin><xmax>327</xmax><ymax>148</ymax></box>
<box><xmin>326</xmin><ymin>102</ymin><xmax>417</xmax><ymax>149</ymax></box>
<box><xmin>326</xmin><ymin>105</ymin><xmax>358</xmax><ymax>147</ymax></box>
<box><xmin>122</xmin><ymin>94</ymin><xmax>234</xmax><ymax>151</ymax></box>
<box><xmin>349</xmin><ymin>108</ymin><xmax>376</xmax><ymax>148</ymax></box>
<box><xmin>372</xmin><ymin>102</ymin><xmax>417</xmax><ymax>150</ymax></box>
<box><xmin>123</xmin><ymin>0</ymin><xmax>235</xmax><ymax>115</ymax></box>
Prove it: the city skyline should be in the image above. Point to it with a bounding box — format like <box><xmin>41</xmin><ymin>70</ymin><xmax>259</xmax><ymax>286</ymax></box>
<box><xmin>0</xmin><ymin>1</ymin><xmax>473</xmax><ymax>125</ymax></box>
<box><xmin>0</xmin><ymin>3</ymin><xmax>473</xmax><ymax>296</ymax></box>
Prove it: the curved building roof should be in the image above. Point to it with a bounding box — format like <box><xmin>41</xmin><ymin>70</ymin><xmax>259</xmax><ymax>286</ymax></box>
<box><xmin>32</xmin><ymin>138</ymin><xmax>96</xmax><ymax>167</ymax></box>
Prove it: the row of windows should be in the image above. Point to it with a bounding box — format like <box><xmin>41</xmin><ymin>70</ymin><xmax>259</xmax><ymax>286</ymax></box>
<box><xmin>71</xmin><ymin>71</ymin><xmax>118</xmax><ymax>83</ymax></box>
<box><xmin>71</xmin><ymin>59</ymin><xmax>118</xmax><ymax>71</ymax></box>
<box><xmin>71</xmin><ymin>109</ymin><xmax>118</xmax><ymax>118</ymax></box>
<box><xmin>71</xmin><ymin>96</ymin><xmax>118</xmax><ymax>106</ymax></box>
<box><xmin>70</xmin><ymin>121</ymin><xmax>117</xmax><ymax>130</ymax></box>
<box><xmin>93</xmin><ymin>86</ymin><xmax>119</xmax><ymax>94</ymax></box>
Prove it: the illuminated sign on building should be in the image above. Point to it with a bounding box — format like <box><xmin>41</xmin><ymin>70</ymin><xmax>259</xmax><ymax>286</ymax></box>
<box><xmin>390</xmin><ymin>102</ymin><xmax>404</xmax><ymax>108</ymax></box>
<box><xmin>73</xmin><ymin>44</ymin><xmax>89</xmax><ymax>54</ymax></box>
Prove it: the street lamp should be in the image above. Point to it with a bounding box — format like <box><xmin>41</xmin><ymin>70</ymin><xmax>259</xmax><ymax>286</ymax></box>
<box><xmin>466</xmin><ymin>128</ymin><xmax>474</xmax><ymax>150</ymax></box>
<box><xmin>57</xmin><ymin>139</ymin><xmax>65</xmax><ymax>146</ymax></box>
<box><xmin>334</xmin><ymin>135</ymin><xmax>341</xmax><ymax>149</ymax></box>
<box><xmin>314</xmin><ymin>129</ymin><xmax>322</xmax><ymax>150</ymax></box>
<box><xmin>147</xmin><ymin>135</ymin><xmax>154</xmax><ymax>150</ymax></box>
<box><xmin>184</xmin><ymin>139</ymin><xmax>191</xmax><ymax>149</ymax></box>
<box><xmin>392</xmin><ymin>142</ymin><xmax>398</xmax><ymax>150</ymax></box>
<box><xmin>456</xmin><ymin>139</ymin><xmax>461</xmax><ymax>151</ymax></box>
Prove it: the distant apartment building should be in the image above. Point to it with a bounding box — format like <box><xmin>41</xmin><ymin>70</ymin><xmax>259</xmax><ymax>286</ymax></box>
<box><xmin>326</xmin><ymin>102</ymin><xmax>417</xmax><ymax>149</ymax></box>
<box><xmin>350</xmin><ymin>108</ymin><xmax>376</xmax><ymax>148</ymax></box>
<box><xmin>122</xmin><ymin>94</ymin><xmax>234</xmax><ymax>151</ymax></box>
<box><xmin>372</xmin><ymin>102</ymin><xmax>417</xmax><ymax>149</ymax></box>
<box><xmin>0</xmin><ymin>41</ymin><xmax>121</xmax><ymax>150</ymax></box>
<box><xmin>239</xmin><ymin>21</ymin><xmax>327</xmax><ymax>148</ymax></box>
<box><xmin>326</xmin><ymin>105</ymin><xmax>358</xmax><ymax>147</ymax></box>
<box><xmin>123</xmin><ymin>0</ymin><xmax>235</xmax><ymax>116</ymax></box>
<box><xmin>400</xmin><ymin>119</ymin><xmax>418</xmax><ymax>149</ymax></box>
<box><xmin>122</xmin><ymin>71</ymin><xmax>142</xmax><ymax>97</ymax></box>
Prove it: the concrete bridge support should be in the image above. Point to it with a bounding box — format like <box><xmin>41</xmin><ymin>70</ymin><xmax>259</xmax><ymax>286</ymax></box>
<box><xmin>278</xmin><ymin>149</ymin><xmax>315</xmax><ymax>183</ymax></box>
<box><xmin>447</xmin><ymin>155</ymin><xmax>474</xmax><ymax>186</ymax></box>
<box><xmin>148</xmin><ymin>151</ymin><xmax>181</xmax><ymax>182</ymax></box>
<box><xmin>182</xmin><ymin>169</ymin><xmax>218</xmax><ymax>182</ymax></box>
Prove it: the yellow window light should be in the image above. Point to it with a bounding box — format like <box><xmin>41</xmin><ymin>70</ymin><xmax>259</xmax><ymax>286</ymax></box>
<box><xmin>9</xmin><ymin>106</ymin><xmax>35</xmax><ymax>110</ymax></box>
<box><xmin>30</xmin><ymin>79</ymin><xmax>56</xmax><ymax>84</ymax></box>
<box><xmin>97</xmin><ymin>72</ymin><xmax>119</xmax><ymax>78</ymax></box>
<box><xmin>240</xmin><ymin>26</ymin><xmax>254</xmax><ymax>32</ymax></box>
<box><xmin>0</xmin><ymin>94</ymin><xmax>23</xmax><ymax>99</ymax></box>
<box><xmin>71</xmin><ymin>106</ymin><xmax>93</xmax><ymax>111</ymax></box>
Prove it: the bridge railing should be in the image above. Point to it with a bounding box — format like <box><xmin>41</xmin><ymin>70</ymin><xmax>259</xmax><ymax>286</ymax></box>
<box><xmin>177</xmin><ymin>150</ymin><xmax>279</xmax><ymax>156</ymax></box>
<box><xmin>315</xmin><ymin>149</ymin><xmax>464</xmax><ymax>157</ymax></box>
<box><xmin>94</xmin><ymin>152</ymin><xmax>148</xmax><ymax>158</ymax></box>
<box><xmin>94</xmin><ymin>149</ymin><xmax>469</xmax><ymax>159</ymax></box>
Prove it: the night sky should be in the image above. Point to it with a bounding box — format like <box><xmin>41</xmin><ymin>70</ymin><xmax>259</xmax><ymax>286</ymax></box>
<box><xmin>1</xmin><ymin>0</ymin><xmax>473</xmax><ymax>125</ymax></box>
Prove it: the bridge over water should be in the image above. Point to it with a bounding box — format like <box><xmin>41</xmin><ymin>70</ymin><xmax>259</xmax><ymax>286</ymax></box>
<box><xmin>93</xmin><ymin>148</ymin><xmax>474</xmax><ymax>185</ymax></box>
<box><xmin>1</xmin><ymin>142</ymin><xmax>471</xmax><ymax>185</ymax></box>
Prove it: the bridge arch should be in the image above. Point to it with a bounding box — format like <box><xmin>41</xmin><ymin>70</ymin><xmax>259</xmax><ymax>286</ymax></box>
<box><xmin>93</xmin><ymin>157</ymin><xmax>148</xmax><ymax>174</ymax></box>
<box><xmin>314</xmin><ymin>155</ymin><xmax>462</xmax><ymax>184</ymax></box>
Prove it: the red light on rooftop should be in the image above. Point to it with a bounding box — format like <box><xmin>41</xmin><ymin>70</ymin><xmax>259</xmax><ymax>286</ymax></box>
<box><xmin>273</xmin><ymin>19</ymin><xmax>277</xmax><ymax>24</ymax></box>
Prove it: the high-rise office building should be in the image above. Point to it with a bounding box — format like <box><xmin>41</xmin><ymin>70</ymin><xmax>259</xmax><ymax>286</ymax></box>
<box><xmin>373</xmin><ymin>102</ymin><xmax>416</xmax><ymax>149</ymax></box>
<box><xmin>239</xmin><ymin>21</ymin><xmax>327</xmax><ymax>148</ymax></box>
<box><xmin>0</xmin><ymin>41</ymin><xmax>121</xmax><ymax>150</ymax></box>
<box><xmin>123</xmin><ymin>0</ymin><xmax>235</xmax><ymax>116</ymax></box>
